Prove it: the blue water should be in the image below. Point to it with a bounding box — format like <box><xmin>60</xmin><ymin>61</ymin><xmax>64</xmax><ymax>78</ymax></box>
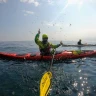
<box><xmin>0</xmin><ymin>41</ymin><xmax>96</xmax><ymax>96</ymax></box>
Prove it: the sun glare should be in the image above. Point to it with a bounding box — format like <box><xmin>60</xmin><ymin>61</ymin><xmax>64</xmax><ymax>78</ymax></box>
<box><xmin>51</xmin><ymin>0</ymin><xmax>93</xmax><ymax>26</ymax></box>
<box><xmin>66</xmin><ymin>0</ymin><xmax>93</xmax><ymax>9</ymax></box>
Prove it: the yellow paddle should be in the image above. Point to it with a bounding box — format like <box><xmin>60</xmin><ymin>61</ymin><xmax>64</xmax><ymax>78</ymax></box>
<box><xmin>40</xmin><ymin>71</ymin><xmax>52</xmax><ymax>96</ymax></box>
<box><xmin>40</xmin><ymin>49</ymin><xmax>56</xmax><ymax>96</ymax></box>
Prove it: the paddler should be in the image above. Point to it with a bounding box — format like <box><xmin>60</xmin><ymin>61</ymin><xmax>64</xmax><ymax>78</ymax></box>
<box><xmin>35</xmin><ymin>29</ymin><xmax>63</xmax><ymax>55</ymax></box>
<box><xmin>77</xmin><ymin>39</ymin><xmax>83</xmax><ymax>45</ymax></box>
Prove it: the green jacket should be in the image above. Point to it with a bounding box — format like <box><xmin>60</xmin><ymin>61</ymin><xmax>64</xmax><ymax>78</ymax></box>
<box><xmin>35</xmin><ymin>33</ymin><xmax>61</xmax><ymax>55</ymax></box>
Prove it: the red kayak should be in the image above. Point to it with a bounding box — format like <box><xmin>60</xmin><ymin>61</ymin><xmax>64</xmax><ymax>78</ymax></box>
<box><xmin>0</xmin><ymin>50</ymin><xmax>96</xmax><ymax>61</ymax></box>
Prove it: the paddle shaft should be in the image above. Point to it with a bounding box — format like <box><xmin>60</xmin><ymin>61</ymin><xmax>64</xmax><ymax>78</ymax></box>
<box><xmin>50</xmin><ymin>49</ymin><xmax>56</xmax><ymax>71</ymax></box>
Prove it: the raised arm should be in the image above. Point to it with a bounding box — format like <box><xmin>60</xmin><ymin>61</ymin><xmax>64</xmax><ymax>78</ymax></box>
<box><xmin>35</xmin><ymin>29</ymin><xmax>41</xmax><ymax>45</ymax></box>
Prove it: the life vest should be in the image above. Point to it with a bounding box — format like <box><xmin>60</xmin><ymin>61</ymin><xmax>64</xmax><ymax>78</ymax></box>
<box><xmin>40</xmin><ymin>42</ymin><xmax>51</xmax><ymax>55</ymax></box>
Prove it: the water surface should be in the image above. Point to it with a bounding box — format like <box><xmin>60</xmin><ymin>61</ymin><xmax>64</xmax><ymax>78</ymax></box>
<box><xmin>0</xmin><ymin>41</ymin><xmax>96</xmax><ymax>96</ymax></box>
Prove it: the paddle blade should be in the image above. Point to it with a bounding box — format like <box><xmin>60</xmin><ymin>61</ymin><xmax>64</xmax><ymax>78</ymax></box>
<box><xmin>40</xmin><ymin>71</ymin><xmax>52</xmax><ymax>96</ymax></box>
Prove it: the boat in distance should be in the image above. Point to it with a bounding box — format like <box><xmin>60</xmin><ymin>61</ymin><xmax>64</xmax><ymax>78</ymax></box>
<box><xmin>62</xmin><ymin>44</ymin><xmax>96</xmax><ymax>47</ymax></box>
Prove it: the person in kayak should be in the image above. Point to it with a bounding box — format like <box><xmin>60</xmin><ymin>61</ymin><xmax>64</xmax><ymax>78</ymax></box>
<box><xmin>35</xmin><ymin>29</ymin><xmax>63</xmax><ymax>56</ymax></box>
<box><xmin>77</xmin><ymin>39</ymin><xmax>83</xmax><ymax>45</ymax></box>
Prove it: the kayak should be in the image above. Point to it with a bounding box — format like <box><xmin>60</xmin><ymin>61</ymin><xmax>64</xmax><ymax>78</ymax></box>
<box><xmin>62</xmin><ymin>44</ymin><xmax>96</xmax><ymax>47</ymax></box>
<box><xmin>0</xmin><ymin>50</ymin><xmax>96</xmax><ymax>61</ymax></box>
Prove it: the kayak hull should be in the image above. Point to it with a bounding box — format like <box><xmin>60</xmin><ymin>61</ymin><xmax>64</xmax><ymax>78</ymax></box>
<box><xmin>62</xmin><ymin>44</ymin><xmax>96</xmax><ymax>47</ymax></box>
<box><xmin>0</xmin><ymin>50</ymin><xmax>96</xmax><ymax>61</ymax></box>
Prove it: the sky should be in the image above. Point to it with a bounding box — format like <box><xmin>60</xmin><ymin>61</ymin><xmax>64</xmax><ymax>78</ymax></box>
<box><xmin>0</xmin><ymin>0</ymin><xmax>96</xmax><ymax>41</ymax></box>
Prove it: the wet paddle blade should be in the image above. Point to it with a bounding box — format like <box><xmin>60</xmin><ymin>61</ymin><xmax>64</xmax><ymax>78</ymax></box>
<box><xmin>40</xmin><ymin>71</ymin><xmax>52</xmax><ymax>96</ymax></box>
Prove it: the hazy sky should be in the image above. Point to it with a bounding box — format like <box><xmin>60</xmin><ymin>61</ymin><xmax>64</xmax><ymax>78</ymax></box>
<box><xmin>0</xmin><ymin>0</ymin><xmax>96</xmax><ymax>41</ymax></box>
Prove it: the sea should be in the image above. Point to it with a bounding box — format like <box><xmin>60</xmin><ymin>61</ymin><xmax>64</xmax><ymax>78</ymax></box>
<box><xmin>0</xmin><ymin>41</ymin><xmax>96</xmax><ymax>96</ymax></box>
